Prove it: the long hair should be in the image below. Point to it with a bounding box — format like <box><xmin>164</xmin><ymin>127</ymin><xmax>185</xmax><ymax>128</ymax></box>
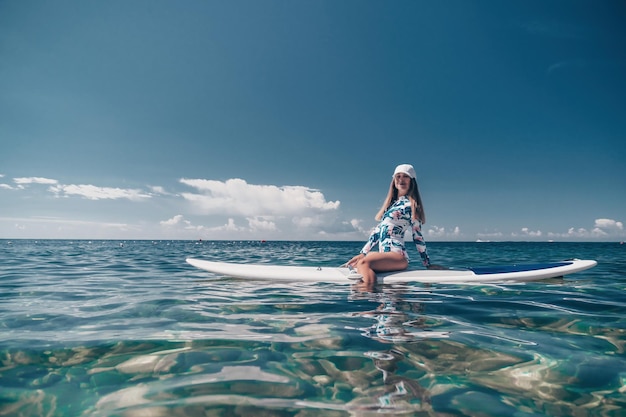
<box><xmin>375</xmin><ymin>178</ymin><xmax>426</xmax><ymax>223</ymax></box>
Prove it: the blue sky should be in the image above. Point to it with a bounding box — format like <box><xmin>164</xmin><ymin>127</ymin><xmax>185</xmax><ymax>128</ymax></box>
<box><xmin>1</xmin><ymin>1</ymin><xmax>625</xmax><ymax>241</ymax></box>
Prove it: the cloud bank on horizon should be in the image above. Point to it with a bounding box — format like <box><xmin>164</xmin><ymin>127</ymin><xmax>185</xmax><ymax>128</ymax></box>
<box><xmin>0</xmin><ymin>174</ymin><xmax>623</xmax><ymax>242</ymax></box>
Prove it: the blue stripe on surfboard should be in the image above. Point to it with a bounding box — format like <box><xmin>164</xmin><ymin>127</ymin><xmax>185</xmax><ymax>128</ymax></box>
<box><xmin>468</xmin><ymin>261</ymin><xmax>572</xmax><ymax>275</ymax></box>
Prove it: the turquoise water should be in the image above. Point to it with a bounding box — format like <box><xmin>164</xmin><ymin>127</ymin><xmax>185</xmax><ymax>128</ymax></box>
<box><xmin>1</xmin><ymin>240</ymin><xmax>624</xmax><ymax>416</ymax></box>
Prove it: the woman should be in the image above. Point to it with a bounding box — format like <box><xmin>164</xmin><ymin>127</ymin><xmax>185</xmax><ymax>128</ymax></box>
<box><xmin>347</xmin><ymin>164</ymin><xmax>432</xmax><ymax>287</ymax></box>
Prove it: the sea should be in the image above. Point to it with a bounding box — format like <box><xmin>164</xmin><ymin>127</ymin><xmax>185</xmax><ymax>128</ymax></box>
<box><xmin>1</xmin><ymin>239</ymin><xmax>624</xmax><ymax>417</ymax></box>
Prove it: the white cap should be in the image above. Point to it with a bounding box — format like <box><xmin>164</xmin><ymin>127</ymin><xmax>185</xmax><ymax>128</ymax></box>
<box><xmin>393</xmin><ymin>164</ymin><xmax>416</xmax><ymax>179</ymax></box>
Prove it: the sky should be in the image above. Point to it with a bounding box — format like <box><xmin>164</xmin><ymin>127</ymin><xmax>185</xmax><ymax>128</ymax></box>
<box><xmin>1</xmin><ymin>0</ymin><xmax>625</xmax><ymax>242</ymax></box>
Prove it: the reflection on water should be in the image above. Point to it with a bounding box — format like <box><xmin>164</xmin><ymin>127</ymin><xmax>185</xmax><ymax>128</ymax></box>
<box><xmin>1</xmin><ymin>240</ymin><xmax>625</xmax><ymax>416</ymax></box>
<box><xmin>353</xmin><ymin>289</ymin><xmax>451</xmax><ymax>343</ymax></box>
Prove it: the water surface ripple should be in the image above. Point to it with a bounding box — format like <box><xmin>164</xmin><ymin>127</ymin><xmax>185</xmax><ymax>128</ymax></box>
<box><xmin>1</xmin><ymin>240</ymin><xmax>624</xmax><ymax>416</ymax></box>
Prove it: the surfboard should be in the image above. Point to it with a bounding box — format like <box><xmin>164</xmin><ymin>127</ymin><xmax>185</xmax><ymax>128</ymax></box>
<box><xmin>186</xmin><ymin>258</ymin><xmax>597</xmax><ymax>284</ymax></box>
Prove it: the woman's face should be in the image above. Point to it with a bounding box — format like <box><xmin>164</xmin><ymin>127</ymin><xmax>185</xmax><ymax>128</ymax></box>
<box><xmin>394</xmin><ymin>173</ymin><xmax>411</xmax><ymax>196</ymax></box>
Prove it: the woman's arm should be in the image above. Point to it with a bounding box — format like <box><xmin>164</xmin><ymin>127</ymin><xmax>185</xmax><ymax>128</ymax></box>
<box><xmin>360</xmin><ymin>223</ymin><xmax>381</xmax><ymax>255</ymax></box>
<box><xmin>411</xmin><ymin>221</ymin><xmax>431</xmax><ymax>267</ymax></box>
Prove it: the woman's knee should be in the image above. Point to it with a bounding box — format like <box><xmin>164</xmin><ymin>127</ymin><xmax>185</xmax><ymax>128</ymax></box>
<box><xmin>356</xmin><ymin>258</ymin><xmax>371</xmax><ymax>269</ymax></box>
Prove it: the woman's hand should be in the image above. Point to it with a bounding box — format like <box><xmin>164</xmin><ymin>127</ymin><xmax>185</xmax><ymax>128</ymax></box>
<box><xmin>346</xmin><ymin>253</ymin><xmax>366</xmax><ymax>267</ymax></box>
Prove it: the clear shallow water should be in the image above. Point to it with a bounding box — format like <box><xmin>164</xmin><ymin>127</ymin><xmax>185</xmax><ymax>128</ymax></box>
<box><xmin>1</xmin><ymin>240</ymin><xmax>624</xmax><ymax>416</ymax></box>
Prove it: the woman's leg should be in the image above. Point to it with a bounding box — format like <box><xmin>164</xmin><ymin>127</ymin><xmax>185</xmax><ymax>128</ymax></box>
<box><xmin>355</xmin><ymin>252</ymin><xmax>408</xmax><ymax>287</ymax></box>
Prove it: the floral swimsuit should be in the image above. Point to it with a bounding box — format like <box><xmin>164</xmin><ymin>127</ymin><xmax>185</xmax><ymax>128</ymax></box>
<box><xmin>360</xmin><ymin>196</ymin><xmax>430</xmax><ymax>267</ymax></box>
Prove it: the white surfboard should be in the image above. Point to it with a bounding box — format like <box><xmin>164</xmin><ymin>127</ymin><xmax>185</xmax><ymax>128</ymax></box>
<box><xmin>186</xmin><ymin>258</ymin><xmax>597</xmax><ymax>284</ymax></box>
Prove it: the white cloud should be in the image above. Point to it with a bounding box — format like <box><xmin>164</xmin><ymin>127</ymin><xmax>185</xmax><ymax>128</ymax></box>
<box><xmin>594</xmin><ymin>218</ymin><xmax>623</xmax><ymax>231</ymax></box>
<box><xmin>159</xmin><ymin>215</ymin><xmax>208</xmax><ymax>236</ymax></box>
<box><xmin>248</xmin><ymin>216</ymin><xmax>277</xmax><ymax>232</ymax></box>
<box><xmin>589</xmin><ymin>228</ymin><xmax>608</xmax><ymax>237</ymax></box>
<box><xmin>6</xmin><ymin>176</ymin><xmax>153</xmax><ymax>202</ymax></box>
<box><xmin>14</xmin><ymin>177</ymin><xmax>59</xmax><ymax>185</ymax></box>
<box><xmin>427</xmin><ymin>226</ymin><xmax>446</xmax><ymax>238</ymax></box>
<box><xmin>150</xmin><ymin>186</ymin><xmax>174</xmax><ymax>196</ymax></box>
<box><xmin>516</xmin><ymin>227</ymin><xmax>543</xmax><ymax>238</ymax></box>
<box><xmin>427</xmin><ymin>225</ymin><xmax>461</xmax><ymax>239</ymax></box>
<box><xmin>220</xmin><ymin>218</ymin><xmax>243</xmax><ymax>232</ymax></box>
<box><xmin>350</xmin><ymin>218</ymin><xmax>364</xmax><ymax>231</ymax></box>
<box><xmin>159</xmin><ymin>185</ymin><xmax>361</xmax><ymax>239</ymax></box>
<box><xmin>183</xmin><ymin>218</ymin><xmax>246</xmax><ymax>234</ymax></box>
<box><xmin>180</xmin><ymin>178</ymin><xmax>340</xmax><ymax>217</ymax></box>
<box><xmin>292</xmin><ymin>215</ymin><xmax>326</xmax><ymax>229</ymax></box>
<box><xmin>564</xmin><ymin>227</ymin><xmax>596</xmax><ymax>238</ymax></box>
<box><xmin>476</xmin><ymin>231</ymin><xmax>504</xmax><ymax>240</ymax></box>
<box><xmin>160</xmin><ymin>214</ymin><xmax>187</xmax><ymax>226</ymax></box>
<box><xmin>160</xmin><ymin>214</ymin><xmax>272</xmax><ymax>236</ymax></box>
<box><xmin>202</xmin><ymin>218</ymin><xmax>244</xmax><ymax>233</ymax></box>
<box><xmin>546</xmin><ymin>218</ymin><xmax>625</xmax><ymax>240</ymax></box>
<box><xmin>49</xmin><ymin>184</ymin><xmax>151</xmax><ymax>201</ymax></box>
